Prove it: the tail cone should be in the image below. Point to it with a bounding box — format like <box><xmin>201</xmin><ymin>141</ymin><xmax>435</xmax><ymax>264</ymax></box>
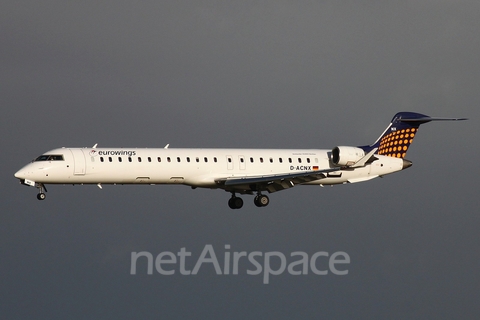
<box><xmin>402</xmin><ymin>159</ymin><xmax>413</xmax><ymax>170</ymax></box>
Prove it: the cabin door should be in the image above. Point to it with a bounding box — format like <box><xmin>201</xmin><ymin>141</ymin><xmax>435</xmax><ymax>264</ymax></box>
<box><xmin>69</xmin><ymin>149</ymin><xmax>86</xmax><ymax>175</ymax></box>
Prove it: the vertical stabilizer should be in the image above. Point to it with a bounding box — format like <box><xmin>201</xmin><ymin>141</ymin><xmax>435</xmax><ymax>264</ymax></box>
<box><xmin>361</xmin><ymin>112</ymin><xmax>467</xmax><ymax>159</ymax></box>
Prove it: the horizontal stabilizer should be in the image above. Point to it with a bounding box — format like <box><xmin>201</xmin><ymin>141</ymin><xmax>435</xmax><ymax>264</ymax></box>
<box><xmin>399</xmin><ymin>116</ymin><xmax>468</xmax><ymax>124</ymax></box>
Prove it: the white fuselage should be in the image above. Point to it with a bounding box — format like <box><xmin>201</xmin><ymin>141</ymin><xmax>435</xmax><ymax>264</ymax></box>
<box><xmin>15</xmin><ymin>147</ymin><xmax>405</xmax><ymax>188</ymax></box>
<box><xmin>14</xmin><ymin>111</ymin><xmax>462</xmax><ymax>207</ymax></box>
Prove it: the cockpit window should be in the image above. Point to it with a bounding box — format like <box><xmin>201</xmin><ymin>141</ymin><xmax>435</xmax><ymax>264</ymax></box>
<box><xmin>34</xmin><ymin>155</ymin><xmax>64</xmax><ymax>161</ymax></box>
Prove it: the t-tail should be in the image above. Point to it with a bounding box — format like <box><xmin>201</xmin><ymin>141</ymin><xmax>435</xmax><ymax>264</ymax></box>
<box><xmin>360</xmin><ymin>112</ymin><xmax>467</xmax><ymax>158</ymax></box>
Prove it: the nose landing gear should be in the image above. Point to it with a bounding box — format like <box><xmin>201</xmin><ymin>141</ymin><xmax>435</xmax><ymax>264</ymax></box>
<box><xmin>36</xmin><ymin>183</ymin><xmax>47</xmax><ymax>201</ymax></box>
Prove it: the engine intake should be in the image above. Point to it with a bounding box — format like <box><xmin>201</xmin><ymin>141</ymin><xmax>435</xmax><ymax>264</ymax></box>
<box><xmin>331</xmin><ymin>146</ymin><xmax>365</xmax><ymax>166</ymax></box>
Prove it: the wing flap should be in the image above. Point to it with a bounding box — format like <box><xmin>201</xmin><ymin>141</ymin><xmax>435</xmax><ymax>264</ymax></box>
<box><xmin>216</xmin><ymin>167</ymin><xmax>341</xmax><ymax>194</ymax></box>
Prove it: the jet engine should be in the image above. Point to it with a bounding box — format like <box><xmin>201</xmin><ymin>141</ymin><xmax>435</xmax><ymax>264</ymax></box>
<box><xmin>331</xmin><ymin>146</ymin><xmax>365</xmax><ymax>166</ymax></box>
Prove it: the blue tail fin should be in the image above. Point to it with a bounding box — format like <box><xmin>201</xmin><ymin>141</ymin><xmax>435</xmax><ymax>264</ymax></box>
<box><xmin>361</xmin><ymin>112</ymin><xmax>467</xmax><ymax>159</ymax></box>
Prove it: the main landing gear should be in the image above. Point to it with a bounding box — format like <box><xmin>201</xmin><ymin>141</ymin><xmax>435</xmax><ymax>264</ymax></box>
<box><xmin>254</xmin><ymin>194</ymin><xmax>269</xmax><ymax>207</ymax></box>
<box><xmin>228</xmin><ymin>194</ymin><xmax>244</xmax><ymax>209</ymax></box>
<box><xmin>228</xmin><ymin>192</ymin><xmax>269</xmax><ymax>209</ymax></box>
<box><xmin>36</xmin><ymin>183</ymin><xmax>47</xmax><ymax>201</ymax></box>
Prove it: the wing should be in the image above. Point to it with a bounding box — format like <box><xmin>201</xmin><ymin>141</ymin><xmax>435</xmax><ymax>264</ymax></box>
<box><xmin>214</xmin><ymin>148</ymin><xmax>378</xmax><ymax>194</ymax></box>
<box><xmin>215</xmin><ymin>167</ymin><xmax>342</xmax><ymax>194</ymax></box>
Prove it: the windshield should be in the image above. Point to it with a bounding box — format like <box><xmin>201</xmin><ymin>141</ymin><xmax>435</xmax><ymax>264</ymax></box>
<box><xmin>34</xmin><ymin>155</ymin><xmax>64</xmax><ymax>161</ymax></box>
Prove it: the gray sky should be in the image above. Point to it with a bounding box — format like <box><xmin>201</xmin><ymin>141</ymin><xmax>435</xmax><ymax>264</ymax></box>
<box><xmin>1</xmin><ymin>1</ymin><xmax>479</xmax><ymax>319</ymax></box>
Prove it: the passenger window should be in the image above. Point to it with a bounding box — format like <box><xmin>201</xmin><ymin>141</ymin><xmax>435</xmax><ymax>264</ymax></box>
<box><xmin>138</xmin><ymin>157</ymin><xmax>142</xmax><ymax>162</ymax></box>
<box><xmin>177</xmin><ymin>157</ymin><xmax>181</xmax><ymax>162</ymax></box>
<box><xmin>307</xmin><ymin>158</ymin><xmax>310</xmax><ymax>163</ymax></box>
<box><xmin>214</xmin><ymin>157</ymin><xmax>217</xmax><ymax>163</ymax></box>
<box><xmin>109</xmin><ymin>157</ymin><xmax>112</xmax><ymax>162</ymax></box>
<box><xmin>240</xmin><ymin>158</ymin><xmax>244</xmax><ymax>163</ymax></box>
<box><xmin>260</xmin><ymin>157</ymin><xmax>264</xmax><ymax>163</ymax></box>
<box><xmin>148</xmin><ymin>157</ymin><xmax>151</xmax><ymax>162</ymax></box>
<box><xmin>100</xmin><ymin>157</ymin><xmax>104</xmax><ymax>162</ymax></box>
<box><xmin>269</xmin><ymin>158</ymin><xmax>273</xmax><ymax>163</ymax></box>
<box><xmin>228</xmin><ymin>158</ymin><xmax>232</xmax><ymax>163</ymax></box>
<box><xmin>128</xmin><ymin>157</ymin><xmax>132</xmax><ymax>162</ymax></box>
<box><xmin>204</xmin><ymin>157</ymin><xmax>208</xmax><ymax>162</ymax></box>
<box><xmin>250</xmin><ymin>157</ymin><xmax>254</xmax><ymax>163</ymax></box>
<box><xmin>157</xmin><ymin>157</ymin><xmax>161</xmax><ymax>162</ymax></box>
<box><xmin>298</xmin><ymin>158</ymin><xmax>302</xmax><ymax>163</ymax></box>
<box><xmin>288</xmin><ymin>158</ymin><xmax>292</xmax><ymax>163</ymax></box>
<box><xmin>167</xmin><ymin>157</ymin><xmax>171</xmax><ymax>162</ymax></box>
<box><xmin>187</xmin><ymin>157</ymin><xmax>190</xmax><ymax>162</ymax></box>
<box><xmin>196</xmin><ymin>157</ymin><xmax>199</xmax><ymax>163</ymax></box>
<box><xmin>118</xmin><ymin>157</ymin><xmax>122</xmax><ymax>162</ymax></box>
<box><xmin>279</xmin><ymin>158</ymin><xmax>283</xmax><ymax>163</ymax></box>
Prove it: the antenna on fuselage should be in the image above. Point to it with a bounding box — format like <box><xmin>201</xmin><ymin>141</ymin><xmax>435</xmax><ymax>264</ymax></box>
<box><xmin>92</xmin><ymin>143</ymin><xmax>98</xmax><ymax>148</ymax></box>
<box><xmin>164</xmin><ymin>144</ymin><xmax>169</xmax><ymax>149</ymax></box>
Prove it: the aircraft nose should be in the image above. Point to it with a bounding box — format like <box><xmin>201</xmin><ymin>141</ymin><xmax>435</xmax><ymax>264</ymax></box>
<box><xmin>14</xmin><ymin>169</ymin><xmax>24</xmax><ymax>179</ymax></box>
<box><xmin>14</xmin><ymin>164</ymin><xmax>31</xmax><ymax>179</ymax></box>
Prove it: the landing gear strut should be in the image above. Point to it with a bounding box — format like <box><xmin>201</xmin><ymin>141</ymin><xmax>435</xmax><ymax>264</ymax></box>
<box><xmin>254</xmin><ymin>194</ymin><xmax>269</xmax><ymax>207</ymax></box>
<box><xmin>36</xmin><ymin>183</ymin><xmax>47</xmax><ymax>201</ymax></box>
<box><xmin>228</xmin><ymin>194</ymin><xmax>243</xmax><ymax>209</ymax></box>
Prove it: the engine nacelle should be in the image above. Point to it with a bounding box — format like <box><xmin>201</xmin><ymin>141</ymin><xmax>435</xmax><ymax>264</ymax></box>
<box><xmin>331</xmin><ymin>146</ymin><xmax>365</xmax><ymax>166</ymax></box>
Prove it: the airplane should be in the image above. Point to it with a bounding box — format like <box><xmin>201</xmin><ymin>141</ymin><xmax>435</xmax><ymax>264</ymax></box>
<box><xmin>14</xmin><ymin>112</ymin><xmax>466</xmax><ymax>209</ymax></box>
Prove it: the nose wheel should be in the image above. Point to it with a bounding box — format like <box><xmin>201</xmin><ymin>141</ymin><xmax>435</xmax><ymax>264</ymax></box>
<box><xmin>36</xmin><ymin>183</ymin><xmax>47</xmax><ymax>201</ymax></box>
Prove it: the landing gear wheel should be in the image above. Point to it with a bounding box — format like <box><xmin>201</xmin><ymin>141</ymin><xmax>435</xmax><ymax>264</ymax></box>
<box><xmin>35</xmin><ymin>183</ymin><xmax>47</xmax><ymax>200</ymax></box>
<box><xmin>228</xmin><ymin>196</ymin><xmax>243</xmax><ymax>209</ymax></box>
<box><xmin>254</xmin><ymin>196</ymin><xmax>261</xmax><ymax>207</ymax></box>
<box><xmin>228</xmin><ymin>198</ymin><xmax>235</xmax><ymax>209</ymax></box>
<box><xmin>254</xmin><ymin>194</ymin><xmax>269</xmax><ymax>207</ymax></box>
